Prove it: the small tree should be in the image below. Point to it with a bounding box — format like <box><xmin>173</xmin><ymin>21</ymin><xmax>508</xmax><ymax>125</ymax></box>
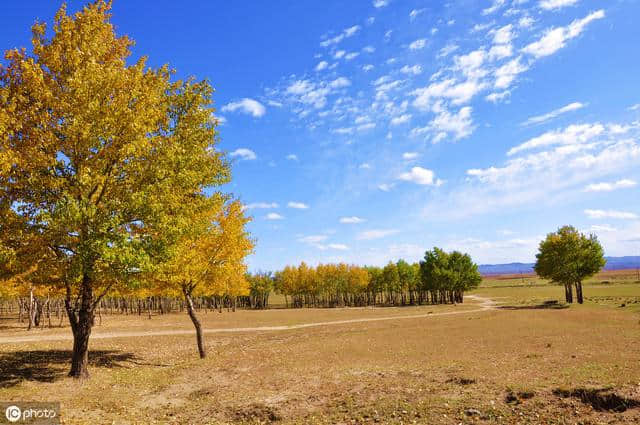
<box><xmin>156</xmin><ymin>199</ymin><xmax>252</xmax><ymax>358</ymax></box>
<box><xmin>534</xmin><ymin>225</ymin><xmax>605</xmax><ymax>304</ymax></box>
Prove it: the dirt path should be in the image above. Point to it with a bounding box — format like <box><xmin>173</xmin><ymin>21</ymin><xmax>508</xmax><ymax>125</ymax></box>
<box><xmin>0</xmin><ymin>295</ymin><xmax>497</xmax><ymax>344</ymax></box>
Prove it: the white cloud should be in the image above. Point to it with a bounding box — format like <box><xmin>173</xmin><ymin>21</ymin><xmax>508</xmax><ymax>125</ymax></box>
<box><xmin>539</xmin><ymin>0</ymin><xmax>580</xmax><ymax>11</ymax></box>
<box><xmin>363</xmin><ymin>46</ymin><xmax>376</xmax><ymax>53</ymax></box>
<box><xmin>508</xmin><ymin>123</ymin><xmax>604</xmax><ymax>156</ymax></box>
<box><xmin>344</xmin><ymin>25</ymin><xmax>360</xmax><ymax>37</ymax></box>
<box><xmin>320</xmin><ymin>25</ymin><xmax>361</xmax><ymax>48</ymax></box>
<box><xmin>522</xmin><ymin>102</ymin><xmax>585</xmax><ymax>126</ymax></box>
<box><xmin>363</xmin><ymin>64</ymin><xmax>375</xmax><ymax>72</ymax></box>
<box><xmin>378</xmin><ymin>183</ymin><xmax>395</xmax><ymax>192</ymax></box>
<box><xmin>400</xmin><ymin>65</ymin><xmax>422</xmax><ymax>75</ymax></box>
<box><xmin>285</xmin><ymin>78</ymin><xmax>349</xmax><ymax>109</ymax></box>
<box><xmin>492</xmin><ymin>24</ymin><xmax>514</xmax><ymax>45</ymax></box>
<box><xmin>522</xmin><ymin>10</ymin><xmax>605</xmax><ymax>58</ymax></box>
<box><xmin>409</xmin><ymin>9</ymin><xmax>425</xmax><ymax>20</ymax></box>
<box><xmin>409</xmin><ymin>39</ymin><xmax>427</xmax><ymax>50</ymax></box>
<box><xmin>438</xmin><ymin>44</ymin><xmax>459</xmax><ymax>58</ymax></box>
<box><xmin>243</xmin><ymin>202</ymin><xmax>279</xmax><ymax>211</ymax></box>
<box><xmin>288</xmin><ymin>201</ymin><xmax>309</xmax><ymax>209</ymax></box>
<box><xmin>412</xmin><ymin>79</ymin><xmax>486</xmax><ymax>109</ymax></box>
<box><xmin>398</xmin><ymin>166</ymin><xmax>443</xmax><ymax>186</ymax></box>
<box><xmin>584</xmin><ymin>209</ymin><xmax>638</xmax><ymax>220</ymax></box>
<box><xmin>286</xmin><ymin>154</ymin><xmax>299</xmax><ymax>161</ymax></box>
<box><xmin>486</xmin><ymin>90</ymin><xmax>511</xmax><ymax>103</ymax></box>
<box><xmin>483</xmin><ymin>0</ymin><xmax>506</xmax><ymax>15</ymax></box>
<box><xmin>488</xmin><ymin>44</ymin><xmax>513</xmax><ymax>61</ymax></box>
<box><xmin>584</xmin><ymin>179</ymin><xmax>637</xmax><ymax>192</ymax></box>
<box><xmin>340</xmin><ymin>216</ymin><xmax>366</xmax><ymax>224</ymax></box>
<box><xmin>327</xmin><ymin>243</ymin><xmax>349</xmax><ymax>250</ymax></box>
<box><xmin>494</xmin><ymin>56</ymin><xmax>529</xmax><ymax>89</ymax></box>
<box><xmin>519</xmin><ymin>16</ymin><xmax>535</xmax><ymax>28</ymax></box>
<box><xmin>359</xmin><ymin>163</ymin><xmax>371</xmax><ymax>169</ymax></box>
<box><xmin>590</xmin><ymin>224</ymin><xmax>617</xmax><ymax>232</ymax></box>
<box><xmin>357</xmin><ymin>229</ymin><xmax>399</xmax><ymax>240</ymax></box>
<box><xmin>628</xmin><ymin>104</ymin><xmax>640</xmax><ymax>111</ymax></box>
<box><xmin>265</xmin><ymin>213</ymin><xmax>284</xmax><ymax>220</ymax></box>
<box><xmin>212</xmin><ymin>114</ymin><xmax>226</xmax><ymax>125</ymax></box>
<box><xmin>230</xmin><ymin>148</ymin><xmax>257</xmax><ymax>161</ymax></box>
<box><xmin>222</xmin><ymin>98</ymin><xmax>266</xmax><ymax>117</ymax></box>
<box><xmin>429</xmin><ymin>105</ymin><xmax>474</xmax><ymax>141</ymax></box>
<box><xmin>391</xmin><ymin>114</ymin><xmax>412</xmax><ymax>125</ymax></box>
<box><xmin>329</xmin><ymin>77</ymin><xmax>351</xmax><ymax>88</ymax></box>
<box><xmin>298</xmin><ymin>235</ymin><xmax>349</xmax><ymax>251</ymax></box>
<box><xmin>373</xmin><ymin>0</ymin><xmax>390</xmax><ymax>8</ymax></box>
<box><xmin>298</xmin><ymin>235</ymin><xmax>328</xmax><ymax>244</ymax></box>
<box><xmin>345</xmin><ymin>52</ymin><xmax>360</xmax><ymax>60</ymax></box>
<box><xmin>402</xmin><ymin>152</ymin><xmax>419</xmax><ymax>160</ymax></box>
<box><xmin>315</xmin><ymin>61</ymin><xmax>328</xmax><ymax>71</ymax></box>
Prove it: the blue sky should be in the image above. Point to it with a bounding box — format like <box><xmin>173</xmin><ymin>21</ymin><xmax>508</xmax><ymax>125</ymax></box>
<box><xmin>2</xmin><ymin>0</ymin><xmax>640</xmax><ymax>270</ymax></box>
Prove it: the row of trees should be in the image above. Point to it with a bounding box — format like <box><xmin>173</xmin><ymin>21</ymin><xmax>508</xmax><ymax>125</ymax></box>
<box><xmin>244</xmin><ymin>248</ymin><xmax>482</xmax><ymax>309</ymax></box>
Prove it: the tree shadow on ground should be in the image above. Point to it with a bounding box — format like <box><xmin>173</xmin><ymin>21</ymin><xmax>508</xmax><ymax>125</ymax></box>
<box><xmin>553</xmin><ymin>388</ymin><xmax>640</xmax><ymax>412</ymax></box>
<box><xmin>0</xmin><ymin>350</ymin><xmax>138</xmax><ymax>388</ymax></box>
<box><xmin>498</xmin><ymin>300</ymin><xmax>569</xmax><ymax>310</ymax></box>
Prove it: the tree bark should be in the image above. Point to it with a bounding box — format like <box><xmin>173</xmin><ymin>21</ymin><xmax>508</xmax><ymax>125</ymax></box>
<box><xmin>183</xmin><ymin>284</ymin><xmax>206</xmax><ymax>359</ymax></box>
<box><xmin>575</xmin><ymin>281</ymin><xmax>584</xmax><ymax>304</ymax></box>
<box><xmin>66</xmin><ymin>274</ymin><xmax>94</xmax><ymax>379</ymax></box>
<box><xmin>564</xmin><ymin>283</ymin><xmax>573</xmax><ymax>303</ymax></box>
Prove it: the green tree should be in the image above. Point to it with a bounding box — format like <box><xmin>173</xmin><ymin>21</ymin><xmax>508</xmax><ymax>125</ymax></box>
<box><xmin>0</xmin><ymin>2</ymin><xmax>230</xmax><ymax>377</ymax></box>
<box><xmin>534</xmin><ymin>225</ymin><xmax>605</xmax><ymax>304</ymax></box>
<box><xmin>382</xmin><ymin>262</ymin><xmax>400</xmax><ymax>305</ymax></box>
<box><xmin>420</xmin><ymin>248</ymin><xmax>480</xmax><ymax>304</ymax></box>
<box><xmin>448</xmin><ymin>251</ymin><xmax>481</xmax><ymax>303</ymax></box>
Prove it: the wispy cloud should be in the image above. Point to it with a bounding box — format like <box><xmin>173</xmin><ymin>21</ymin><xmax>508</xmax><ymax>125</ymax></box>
<box><xmin>357</xmin><ymin>229</ymin><xmax>399</xmax><ymax>240</ymax></box>
<box><xmin>373</xmin><ymin>0</ymin><xmax>390</xmax><ymax>8</ymax></box>
<box><xmin>288</xmin><ymin>201</ymin><xmax>309</xmax><ymax>209</ymax></box>
<box><xmin>409</xmin><ymin>39</ymin><xmax>427</xmax><ymax>50</ymax></box>
<box><xmin>584</xmin><ymin>179</ymin><xmax>636</xmax><ymax>192</ymax></box>
<box><xmin>522</xmin><ymin>10</ymin><xmax>605</xmax><ymax>58</ymax></box>
<box><xmin>539</xmin><ymin>0</ymin><xmax>580</xmax><ymax>11</ymax></box>
<box><xmin>243</xmin><ymin>202</ymin><xmax>278</xmax><ymax>211</ymax></box>
<box><xmin>340</xmin><ymin>216</ymin><xmax>366</xmax><ymax>224</ymax></box>
<box><xmin>522</xmin><ymin>102</ymin><xmax>586</xmax><ymax>126</ymax></box>
<box><xmin>584</xmin><ymin>209</ymin><xmax>638</xmax><ymax>220</ymax></box>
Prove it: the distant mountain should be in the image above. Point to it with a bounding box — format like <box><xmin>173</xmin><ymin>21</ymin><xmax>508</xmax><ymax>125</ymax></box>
<box><xmin>478</xmin><ymin>256</ymin><xmax>640</xmax><ymax>275</ymax></box>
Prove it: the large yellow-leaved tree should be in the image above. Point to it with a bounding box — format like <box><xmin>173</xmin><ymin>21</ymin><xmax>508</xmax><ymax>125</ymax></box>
<box><xmin>0</xmin><ymin>1</ymin><xmax>237</xmax><ymax>378</ymax></box>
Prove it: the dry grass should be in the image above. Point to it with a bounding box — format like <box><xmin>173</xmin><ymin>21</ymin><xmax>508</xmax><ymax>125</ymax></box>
<box><xmin>1</xmin><ymin>284</ymin><xmax>640</xmax><ymax>424</ymax></box>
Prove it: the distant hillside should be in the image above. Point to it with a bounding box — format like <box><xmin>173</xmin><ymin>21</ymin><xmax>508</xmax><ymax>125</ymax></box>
<box><xmin>478</xmin><ymin>256</ymin><xmax>640</xmax><ymax>275</ymax></box>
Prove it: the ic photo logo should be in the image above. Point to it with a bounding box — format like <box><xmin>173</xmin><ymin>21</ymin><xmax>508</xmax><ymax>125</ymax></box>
<box><xmin>2</xmin><ymin>403</ymin><xmax>59</xmax><ymax>424</ymax></box>
<box><xmin>4</xmin><ymin>406</ymin><xmax>20</xmax><ymax>423</ymax></box>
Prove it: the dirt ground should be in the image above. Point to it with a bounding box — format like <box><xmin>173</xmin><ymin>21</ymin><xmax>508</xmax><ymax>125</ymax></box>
<box><xmin>1</xmin><ymin>285</ymin><xmax>640</xmax><ymax>424</ymax></box>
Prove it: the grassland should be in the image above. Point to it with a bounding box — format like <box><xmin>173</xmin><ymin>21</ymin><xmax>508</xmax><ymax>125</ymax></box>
<box><xmin>1</xmin><ymin>269</ymin><xmax>639</xmax><ymax>424</ymax></box>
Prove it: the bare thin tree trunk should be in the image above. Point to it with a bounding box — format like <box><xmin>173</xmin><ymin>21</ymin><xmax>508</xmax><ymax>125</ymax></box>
<box><xmin>183</xmin><ymin>284</ymin><xmax>206</xmax><ymax>359</ymax></box>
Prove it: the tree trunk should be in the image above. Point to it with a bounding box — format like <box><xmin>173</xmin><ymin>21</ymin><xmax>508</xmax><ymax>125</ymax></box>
<box><xmin>66</xmin><ymin>274</ymin><xmax>94</xmax><ymax>379</ymax></box>
<box><xmin>183</xmin><ymin>285</ymin><xmax>206</xmax><ymax>359</ymax></box>
<box><xmin>575</xmin><ymin>281</ymin><xmax>584</xmax><ymax>304</ymax></box>
<box><xmin>564</xmin><ymin>283</ymin><xmax>573</xmax><ymax>303</ymax></box>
